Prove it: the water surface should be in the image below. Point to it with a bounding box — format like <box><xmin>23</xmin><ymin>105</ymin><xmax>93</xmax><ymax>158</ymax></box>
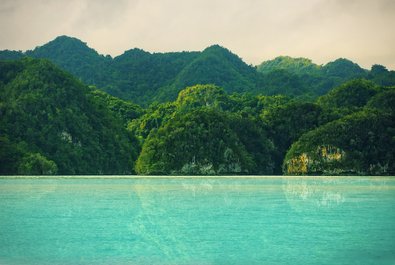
<box><xmin>0</xmin><ymin>176</ymin><xmax>394</xmax><ymax>264</ymax></box>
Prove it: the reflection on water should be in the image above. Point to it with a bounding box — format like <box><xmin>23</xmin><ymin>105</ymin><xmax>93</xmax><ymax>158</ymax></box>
<box><xmin>283</xmin><ymin>176</ymin><xmax>394</xmax><ymax>212</ymax></box>
<box><xmin>283</xmin><ymin>177</ymin><xmax>346</xmax><ymax>209</ymax></box>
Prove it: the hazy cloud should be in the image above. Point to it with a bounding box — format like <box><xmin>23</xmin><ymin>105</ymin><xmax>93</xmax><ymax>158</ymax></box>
<box><xmin>0</xmin><ymin>0</ymin><xmax>394</xmax><ymax>69</ymax></box>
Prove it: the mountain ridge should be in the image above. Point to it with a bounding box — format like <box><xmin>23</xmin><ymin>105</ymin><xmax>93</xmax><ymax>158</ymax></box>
<box><xmin>1</xmin><ymin>35</ymin><xmax>394</xmax><ymax>105</ymax></box>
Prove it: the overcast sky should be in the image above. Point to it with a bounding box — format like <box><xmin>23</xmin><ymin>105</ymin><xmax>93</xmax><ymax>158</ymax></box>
<box><xmin>0</xmin><ymin>0</ymin><xmax>394</xmax><ymax>69</ymax></box>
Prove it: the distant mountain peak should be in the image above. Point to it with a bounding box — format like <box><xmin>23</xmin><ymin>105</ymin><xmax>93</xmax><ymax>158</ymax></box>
<box><xmin>39</xmin><ymin>35</ymin><xmax>89</xmax><ymax>49</ymax></box>
<box><xmin>115</xmin><ymin>48</ymin><xmax>151</xmax><ymax>60</ymax></box>
<box><xmin>53</xmin><ymin>35</ymin><xmax>83</xmax><ymax>42</ymax></box>
<box><xmin>27</xmin><ymin>35</ymin><xmax>99</xmax><ymax>57</ymax></box>
<box><xmin>200</xmin><ymin>44</ymin><xmax>250</xmax><ymax>68</ymax></box>
<box><xmin>257</xmin><ymin>55</ymin><xmax>320</xmax><ymax>75</ymax></box>
<box><xmin>202</xmin><ymin>44</ymin><xmax>234</xmax><ymax>56</ymax></box>
<box><xmin>323</xmin><ymin>58</ymin><xmax>366</xmax><ymax>77</ymax></box>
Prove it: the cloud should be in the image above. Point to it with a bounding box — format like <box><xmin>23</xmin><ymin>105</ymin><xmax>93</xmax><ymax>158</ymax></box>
<box><xmin>0</xmin><ymin>0</ymin><xmax>394</xmax><ymax>69</ymax></box>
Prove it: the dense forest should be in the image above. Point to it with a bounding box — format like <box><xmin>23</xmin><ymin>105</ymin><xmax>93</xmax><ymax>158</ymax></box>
<box><xmin>1</xmin><ymin>36</ymin><xmax>394</xmax><ymax>105</ymax></box>
<box><xmin>0</xmin><ymin>58</ymin><xmax>141</xmax><ymax>174</ymax></box>
<box><xmin>0</xmin><ymin>36</ymin><xmax>394</xmax><ymax>175</ymax></box>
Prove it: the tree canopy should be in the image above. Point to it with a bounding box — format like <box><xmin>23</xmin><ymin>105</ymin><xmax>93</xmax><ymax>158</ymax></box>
<box><xmin>0</xmin><ymin>58</ymin><xmax>140</xmax><ymax>175</ymax></box>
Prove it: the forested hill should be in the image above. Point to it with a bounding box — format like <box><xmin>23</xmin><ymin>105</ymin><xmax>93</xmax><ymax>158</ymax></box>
<box><xmin>1</xmin><ymin>35</ymin><xmax>394</xmax><ymax>105</ymax></box>
<box><xmin>0</xmin><ymin>58</ymin><xmax>142</xmax><ymax>175</ymax></box>
<box><xmin>0</xmin><ymin>58</ymin><xmax>394</xmax><ymax>175</ymax></box>
<box><xmin>130</xmin><ymin>81</ymin><xmax>395</xmax><ymax>175</ymax></box>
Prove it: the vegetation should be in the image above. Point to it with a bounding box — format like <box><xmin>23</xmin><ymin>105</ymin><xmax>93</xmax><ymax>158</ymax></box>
<box><xmin>2</xmin><ymin>36</ymin><xmax>394</xmax><ymax>106</ymax></box>
<box><xmin>1</xmin><ymin>37</ymin><xmax>394</xmax><ymax>176</ymax></box>
<box><xmin>283</xmin><ymin>111</ymin><xmax>395</xmax><ymax>175</ymax></box>
<box><xmin>257</xmin><ymin>56</ymin><xmax>394</xmax><ymax>97</ymax></box>
<box><xmin>0</xmin><ymin>58</ymin><xmax>140</xmax><ymax>175</ymax></box>
<box><xmin>134</xmin><ymin>85</ymin><xmax>274</xmax><ymax>175</ymax></box>
<box><xmin>284</xmin><ymin>79</ymin><xmax>395</xmax><ymax>175</ymax></box>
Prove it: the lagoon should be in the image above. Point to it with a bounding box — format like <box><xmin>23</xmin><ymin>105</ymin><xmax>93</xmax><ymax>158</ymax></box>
<box><xmin>0</xmin><ymin>176</ymin><xmax>395</xmax><ymax>264</ymax></box>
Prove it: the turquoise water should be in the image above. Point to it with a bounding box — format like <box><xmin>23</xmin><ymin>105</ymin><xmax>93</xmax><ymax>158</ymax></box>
<box><xmin>0</xmin><ymin>176</ymin><xmax>394</xmax><ymax>265</ymax></box>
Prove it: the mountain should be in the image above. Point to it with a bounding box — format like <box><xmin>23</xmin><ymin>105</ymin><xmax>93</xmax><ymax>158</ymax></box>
<box><xmin>172</xmin><ymin>45</ymin><xmax>257</xmax><ymax>92</ymax></box>
<box><xmin>1</xmin><ymin>57</ymin><xmax>393</xmax><ymax>175</ymax></box>
<box><xmin>154</xmin><ymin>45</ymin><xmax>259</xmax><ymax>102</ymax></box>
<box><xmin>317</xmin><ymin>79</ymin><xmax>379</xmax><ymax>110</ymax></box>
<box><xmin>130</xmin><ymin>81</ymin><xmax>395</xmax><ymax>176</ymax></box>
<box><xmin>257</xmin><ymin>56</ymin><xmax>321</xmax><ymax>75</ymax></box>
<box><xmin>0</xmin><ymin>58</ymin><xmax>140</xmax><ymax>175</ymax></box>
<box><xmin>256</xmin><ymin>56</ymin><xmax>371</xmax><ymax>97</ymax></box>
<box><xmin>1</xmin><ymin>36</ymin><xmax>395</xmax><ymax>105</ymax></box>
<box><xmin>0</xmin><ymin>50</ymin><xmax>24</xmax><ymax>60</ymax></box>
<box><xmin>110</xmin><ymin>48</ymin><xmax>199</xmax><ymax>103</ymax></box>
<box><xmin>322</xmin><ymin>58</ymin><xmax>366</xmax><ymax>78</ymax></box>
<box><xmin>26</xmin><ymin>35</ymin><xmax>112</xmax><ymax>87</ymax></box>
<box><xmin>2</xmin><ymin>36</ymin><xmax>258</xmax><ymax>105</ymax></box>
<box><xmin>133</xmin><ymin>84</ymin><xmax>275</xmax><ymax>175</ymax></box>
<box><xmin>283</xmin><ymin>81</ymin><xmax>395</xmax><ymax>175</ymax></box>
<box><xmin>284</xmin><ymin>111</ymin><xmax>395</xmax><ymax>175</ymax></box>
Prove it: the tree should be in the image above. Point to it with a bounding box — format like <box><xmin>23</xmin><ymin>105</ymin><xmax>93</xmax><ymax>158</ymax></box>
<box><xmin>18</xmin><ymin>153</ymin><xmax>58</xmax><ymax>175</ymax></box>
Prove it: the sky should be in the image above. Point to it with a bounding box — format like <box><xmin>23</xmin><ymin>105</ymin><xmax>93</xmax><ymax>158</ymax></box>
<box><xmin>0</xmin><ymin>0</ymin><xmax>394</xmax><ymax>69</ymax></box>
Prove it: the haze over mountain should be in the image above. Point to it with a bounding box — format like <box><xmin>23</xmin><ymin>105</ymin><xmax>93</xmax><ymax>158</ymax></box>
<box><xmin>1</xmin><ymin>0</ymin><xmax>394</xmax><ymax>70</ymax></box>
<box><xmin>1</xmin><ymin>36</ymin><xmax>394</xmax><ymax>105</ymax></box>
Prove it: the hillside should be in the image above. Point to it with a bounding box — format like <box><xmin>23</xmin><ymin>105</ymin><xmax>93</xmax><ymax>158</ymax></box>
<box><xmin>129</xmin><ymin>81</ymin><xmax>394</xmax><ymax>175</ymax></box>
<box><xmin>257</xmin><ymin>56</ymin><xmax>395</xmax><ymax>97</ymax></box>
<box><xmin>0</xmin><ymin>58</ymin><xmax>140</xmax><ymax>175</ymax></box>
<box><xmin>1</xmin><ymin>59</ymin><xmax>393</xmax><ymax>175</ymax></box>
<box><xmin>2</xmin><ymin>36</ymin><xmax>394</xmax><ymax>105</ymax></box>
<box><xmin>257</xmin><ymin>56</ymin><xmax>321</xmax><ymax>75</ymax></box>
<box><xmin>283</xmin><ymin>80</ymin><xmax>395</xmax><ymax>175</ymax></box>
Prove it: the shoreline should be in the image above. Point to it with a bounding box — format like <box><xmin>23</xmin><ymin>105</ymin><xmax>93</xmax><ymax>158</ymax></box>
<box><xmin>0</xmin><ymin>175</ymin><xmax>394</xmax><ymax>179</ymax></box>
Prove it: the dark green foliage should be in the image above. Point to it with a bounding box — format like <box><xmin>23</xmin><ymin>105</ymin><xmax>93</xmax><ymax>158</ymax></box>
<box><xmin>0</xmin><ymin>136</ymin><xmax>22</xmax><ymax>174</ymax></box>
<box><xmin>175</xmin><ymin>84</ymin><xmax>232</xmax><ymax>112</ymax></box>
<box><xmin>322</xmin><ymin>58</ymin><xmax>366</xmax><ymax>79</ymax></box>
<box><xmin>317</xmin><ymin>79</ymin><xmax>379</xmax><ymax>110</ymax></box>
<box><xmin>111</xmin><ymin>49</ymin><xmax>199</xmax><ymax>103</ymax></box>
<box><xmin>261</xmin><ymin>102</ymin><xmax>326</xmax><ymax>174</ymax></box>
<box><xmin>18</xmin><ymin>153</ymin><xmax>58</xmax><ymax>175</ymax></box>
<box><xmin>0</xmin><ymin>50</ymin><xmax>24</xmax><ymax>60</ymax></box>
<box><xmin>2</xmin><ymin>36</ymin><xmax>394</xmax><ymax>106</ymax></box>
<box><xmin>284</xmin><ymin>111</ymin><xmax>395</xmax><ymax>175</ymax></box>
<box><xmin>25</xmin><ymin>36</ymin><xmax>112</xmax><ymax>87</ymax></box>
<box><xmin>256</xmin><ymin>57</ymin><xmax>372</xmax><ymax>98</ymax></box>
<box><xmin>132</xmin><ymin>82</ymin><xmax>394</xmax><ymax>176</ymax></box>
<box><xmin>0</xmin><ymin>58</ymin><xmax>138</xmax><ymax>175</ymax></box>
<box><xmin>284</xmin><ymin>85</ymin><xmax>395</xmax><ymax>176</ymax></box>
<box><xmin>90</xmin><ymin>89</ymin><xmax>143</xmax><ymax>125</ymax></box>
<box><xmin>366</xmin><ymin>89</ymin><xmax>395</xmax><ymax>115</ymax></box>
<box><xmin>367</xmin><ymin>65</ymin><xmax>395</xmax><ymax>87</ymax></box>
<box><xmin>171</xmin><ymin>45</ymin><xmax>257</xmax><ymax>95</ymax></box>
<box><xmin>256</xmin><ymin>69</ymin><xmax>310</xmax><ymax>97</ymax></box>
<box><xmin>129</xmin><ymin>85</ymin><xmax>233</xmax><ymax>142</ymax></box>
<box><xmin>1</xmin><ymin>36</ymin><xmax>394</xmax><ymax>176</ymax></box>
<box><xmin>136</xmin><ymin>109</ymin><xmax>274</xmax><ymax>175</ymax></box>
<box><xmin>128</xmin><ymin>102</ymin><xmax>177</xmax><ymax>141</ymax></box>
<box><xmin>229</xmin><ymin>117</ymin><xmax>274</xmax><ymax>174</ymax></box>
<box><xmin>133</xmin><ymin>84</ymin><xmax>275</xmax><ymax>175</ymax></box>
<box><xmin>257</xmin><ymin>56</ymin><xmax>321</xmax><ymax>76</ymax></box>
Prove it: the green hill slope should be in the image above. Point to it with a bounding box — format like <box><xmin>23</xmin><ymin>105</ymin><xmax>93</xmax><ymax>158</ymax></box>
<box><xmin>1</xmin><ymin>36</ymin><xmax>395</xmax><ymax>106</ymax></box>
<box><xmin>0</xmin><ymin>58</ymin><xmax>139</xmax><ymax>175</ymax></box>
<box><xmin>283</xmin><ymin>82</ymin><xmax>395</xmax><ymax>175</ymax></box>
